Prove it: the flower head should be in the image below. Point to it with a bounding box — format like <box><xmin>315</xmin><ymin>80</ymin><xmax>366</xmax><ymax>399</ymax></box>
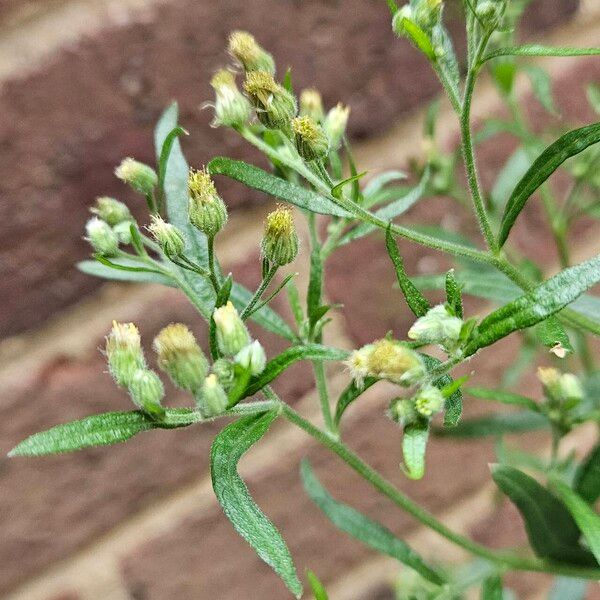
<box><xmin>228</xmin><ymin>31</ymin><xmax>275</xmax><ymax>74</ymax></box>
<box><xmin>261</xmin><ymin>206</ymin><xmax>299</xmax><ymax>266</ymax></box>
<box><xmin>292</xmin><ymin>115</ymin><xmax>329</xmax><ymax>161</ymax></box>
<box><xmin>105</xmin><ymin>321</ymin><xmax>146</xmax><ymax>387</ymax></box>
<box><xmin>243</xmin><ymin>71</ymin><xmax>297</xmax><ymax>129</ymax></box>
<box><xmin>188</xmin><ymin>168</ymin><xmax>228</xmax><ymax>237</ymax></box>
<box><xmin>115</xmin><ymin>158</ymin><xmax>157</xmax><ymax>196</ymax></box>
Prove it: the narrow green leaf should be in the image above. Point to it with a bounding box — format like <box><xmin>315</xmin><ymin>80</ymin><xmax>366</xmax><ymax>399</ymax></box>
<box><xmin>534</xmin><ymin>316</ymin><xmax>572</xmax><ymax>353</ymax></box>
<box><xmin>301</xmin><ymin>460</ymin><xmax>446</xmax><ymax>585</ymax></box>
<box><xmin>216</xmin><ymin>274</ymin><xmax>233</xmax><ymax>308</ymax></box>
<box><xmin>575</xmin><ymin>444</ymin><xmax>600</xmax><ymax>504</ymax></box>
<box><xmin>482</xmin><ymin>45</ymin><xmax>600</xmax><ymax>64</ymax></box>
<box><xmin>491</xmin><ymin>147</ymin><xmax>532</xmax><ymax>211</ymax></box>
<box><xmin>78</xmin><ymin>259</ymin><xmax>175</xmax><ymax>286</ymax></box>
<box><xmin>402</xmin><ymin>422</ymin><xmax>429</xmax><ymax>480</ymax></box>
<box><xmin>334</xmin><ymin>378</ymin><xmax>378</xmax><ymax>427</ymax></box>
<box><xmin>282</xmin><ymin>68</ymin><xmax>294</xmax><ymax>93</ymax></box>
<box><xmin>491</xmin><ymin>465</ymin><xmax>596</xmax><ymax>566</ymax></box>
<box><xmin>242</xmin><ymin>345</ymin><xmax>349</xmax><ymax>398</ymax></box>
<box><xmin>587</xmin><ymin>84</ymin><xmax>600</xmax><ymax>115</ymax></box>
<box><xmin>499</xmin><ymin>123</ymin><xmax>600</xmax><ymax>246</ymax></box>
<box><xmin>445</xmin><ymin>269</ymin><xmax>463</xmax><ymax>318</ymax></box>
<box><xmin>524</xmin><ymin>65</ymin><xmax>558</xmax><ymax>116</ymax></box>
<box><xmin>551</xmin><ymin>478</ymin><xmax>600</xmax><ymax>566</ymax></box>
<box><xmin>211</xmin><ymin>412</ymin><xmax>303</xmax><ymax>598</ymax></box>
<box><xmin>9</xmin><ymin>411</ymin><xmax>156</xmax><ymax>456</ymax></box>
<box><xmin>331</xmin><ymin>171</ymin><xmax>368</xmax><ymax>199</ymax></box>
<box><xmin>363</xmin><ymin>170</ymin><xmax>407</xmax><ymax>199</ymax></box>
<box><xmin>386</xmin><ymin>228</ymin><xmax>430</xmax><ymax>317</ymax></box>
<box><xmin>481</xmin><ymin>574</ymin><xmax>503</xmax><ymax>600</ymax></box>
<box><xmin>208</xmin><ymin>157</ymin><xmax>349</xmax><ymax>217</ymax></box>
<box><xmin>401</xmin><ymin>19</ymin><xmax>436</xmax><ymax>60</ymax></box>
<box><xmin>434</xmin><ymin>412</ymin><xmax>548</xmax><ymax>438</ymax></box>
<box><xmin>466</xmin><ymin>387</ymin><xmax>540</xmax><ymax>412</ymax></box>
<box><xmin>158</xmin><ymin>125</ymin><xmax>188</xmax><ymax>195</ymax></box>
<box><xmin>93</xmin><ymin>254</ymin><xmax>164</xmax><ymax>276</ymax></box>
<box><xmin>422</xmin><ymin>354</ymin><xmax>463</xmax><ymax>427</ymax></box>
<box><xmin>307</xmin><ymin>245</ymin><xmax>323</xmax><ymax>328</ymax></box>
<box><xmin>464</xmin><ymin>254</ymin><xmax>600</xmax><ymax>356</ymax></box>
<box><xmin>306</xmin><ymin>571</ymin><xmax>328</xmax><ymax>600</ymax></box>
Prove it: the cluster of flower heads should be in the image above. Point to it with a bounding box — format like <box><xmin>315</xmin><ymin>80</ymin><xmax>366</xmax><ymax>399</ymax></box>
<box><xmin>345</xmin><ymin>303</ymin><xmax>467</xmax><ymax>428</ymax></box>
<box><xmin>206</xmin><ymin>31</ymin><xmax>350</xmax><ymax>158</ymax></box>
<box><xmin>105</xmin><ymin>302</ymin><xmax>267</xmax><ymax>420</ymax></box>
<box><xmin>537</xmin><ymin>366</ymin><xmax>585</xmax><ymax>434</ymax></box>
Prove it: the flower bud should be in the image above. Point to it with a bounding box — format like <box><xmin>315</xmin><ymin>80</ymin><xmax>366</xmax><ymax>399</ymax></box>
<box><xmin>91</xmin><ymin>196</ymin><xmax>132</xmax><ymax>226</ymax></box>
<box><xmin>324</xmin><ymin>103</ymin><xmax>350</xmax><ymax>149</ymax></box>
<box><xmin>113</xmin><ymin>221</ymin><xmax>133</xmax><ymax>244</ymax></box>
<box><xmin>475</xmin><ymin>0</ymin><xmax>506</xmax><ymax>29</ymax></box>
<box><xmin>199</xmin><ymin>374</ymin><xmax>229</xmax><ymax>416</ymax></box>
<box><xmin>210</xmin><ymin>69</ymin><xmax>252</xmax><ymax>129</ymax></box>
<box><xmin>188</xmin><ymin>168</ymin><xmax>228</xmax><ymax>237</ymax></box>
<box><xmin>235</xmin><ymin>340</ymin><xmax>267</xmax><ymax>376</ymax></box>
<box><xmin>105</xmin><ymin>321</ymin><xmax>146</xmax><ymax>387</ymax></box>
<box><xmin>128</xmin><ymin>369</ymin><xmax>165</xmax><ymax>420</ymax></box>
<box><xmin>538</xmin><ymin>367</ymin><xmax>583</xmax><ymax>404</ymax></box>
<box><xmin>367</xmin><ymin>339</ymin><xmax>425</xmax><ymax>385</ymax></box>
<box><xmin>243</xmin><ymin>71</ymin><xmax>297</xmax><ymax>130</ymax></box>
<box><xmin>345</xmin><ymin>343</ymin><xmax>375</xmax><ymax>387</ymax></box>
<box><xmin>390</xmin><ymin>398</ymin><xmax>418</xmax><ymax>427</ymax></box>
<box><xmin>148</xmin><ymin>215</ymin><xmax>186</xmax><ymax>257</ymax></box>
<box><xmin>300</xmin><ymin>88</ymin><xmax>325</xmax><ymax>122</ymax></box>
<box><xmin>292</xmin><ymin>116</ymin><xmax>330</xmax><ymax>162</ymax></box>
<box><xmin>153</xmin><ymin>323</ymin><xmax>208</xmax><ymax>394</ymax></box>
<box><xmin>408</xmin><ymin>304</ymin><xmax>463</xmax><ymax>349</ymax></box>
<box><xmin>85</xmin><ymin>217</ymin><xmax>119</xmax><ymax>257</ymax></box>
<box><xmin>414</xmin><ymin>385</ymin><xmax>444</xmax><ymax>418</ymax></box>
<box><xmin>212</xmin><ymin>358</ymin><xmax>236</xmax><ymax>390</ymax></box>
<box><xmin>115</xmin><ymin>158</ymin><xmax>158</xmax><ymax>196</ymax></box>
<box><xmin>261</xmin><ymin>206</ymin><xmax>299</xmax><ymax>266</ymax></box>
<box><xmin>213</xmin><ymin>301</ymin><xmax>251</xmax><ymax>355</ymax></box>
<box><xmin>228</xmin><ymin>30</ymin><xmax>275</xmax><ymax>74</ymax></box>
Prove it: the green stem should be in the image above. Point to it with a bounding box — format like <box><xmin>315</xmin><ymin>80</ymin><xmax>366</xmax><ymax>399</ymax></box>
<box><xmin>461</xmin><ymin>31</ymin><xmax>497</xmax><ymax>252</ymax></box>
<box><xmin>241</xmin><ymin>265</ymin><xmax>278</xmax><ymax>320</ymax></box>
<box><xmin>207</xmin><ymin>235</ymin><xmax>220</xmax><ymax>293</ymax></box>
<box><xmin>312</xmin><ymin>360</ymin><xmax>336</xmax><ymax>436</ymax></box>
<box><xmin>278</xmin><ymin>402</ymin><xmax>600</xmax><ymax>580</ymax></box>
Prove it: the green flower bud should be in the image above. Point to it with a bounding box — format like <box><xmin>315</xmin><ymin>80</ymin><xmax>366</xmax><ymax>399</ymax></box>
<box><xmin>408</xmin><ymin>304</ymin><xmax>463</xmax><ymax>349</ymax></box>
<box><xmin>235</xmin><ymin>340</ymin><xmax>267</xmax><ymax>376</ymax></box>
<box><xmin>414</xmin><ymin>385</ymin><xmax>444</xmax><ymax>418</ymax></box>
<box><xmin>261</xmin><ymin>206</ymin><xmax>299</xmax><ymax>266</ymax></box>
<box><xmin>148</xmin><ymin>215</ymin><xmax>186</xmax><ymax>257</ymax></box>
<box><xmin>199</xmin><ymin>374</ymin><xmax>229</xmax><ymax>416</ymax></box>
<box><xmin>153</xmin><ymin>323</ymin><xmax>208</xmax><ymax>394</ymax></box>
<box><xmin>128</xmin><ymin>369</ymin><xmax>165</xmax><ymax>420</ymax></box>
<box><xmin>392</xmin><ymin>0</ymin><xmax>443</xmax><ymax>36</ymax></box>
<box><xmin>345</xmin><ymin>343</ymin><xmax>375</xmax><ymax>387</ymax></box>
<box><xmin>366</xmin><ymin>339</ymin><xmax>425</xmax><ymax>385</ymax></box>
<box><xmin>228</xmin><ymin>30</ymin><xmax>275</xmax><ymax>74</ymax></box>
<box><xmin>243</xmin><ymin>71</ymin><xmax>297</xmax><ymax>130</ymax></box>
<box><xmin>292</xmin><ymin>116</ymin><xmax>329</xmax><ymax>162</ymax></box>
<box><xmin>105</xmin><ymin>321</ymin><xmax>146</xmax><ymax>387</ymax></box>
<box><xmin>390</xmin><ymin>398</ymin><xmax>418</xmax><ymax>427</ymax></box>
<box><xmin>188</xmin><ymin>168</ymin><xmax>228</xmax><ymax>237</ymax></box>
<box><xmin>91</xmin><ymin>196</ymin><xmax>132</xmax><ymax>226</ymax></box>
<box><xmin>113</xmin><ymin>221</ymin><xmax>133</xmax><ymax>244</ymax></box>
<box><xmin>209</xmin><ymin>69</ymin><xmax>252</xmax><ymax>129</ymax></box>
<box><xmin>538</xmin><ymin>367</ymin><xmax>583</xmax><ymax>404</ymax></box>
<box><xmin>85</xmin><ymin>217</ymin><xmax>119</xmax><ymax>257</ymax></box>
<box><xmin>213</xmin><ymin>301</ymin><xmax>251</xmax><ymax>355</ymax></box>
<box><xmin>300</xmin><ymin>88</ymin><xmax>325</xmax><ymax>122</ymax></box>
<box><xmin>115</xmin><ymin>158</ymin><xmax>158</xmax><ymax>196</ymax></box>
<box><xmin>475</xmin><ymin>0</ymin><xmax>506</xmax><ymax>29</ymax></box>
<box><xmin>324</xmin><ymin>103</ymin><xmax>350</xmax><ymax>149</ymax></box>
<box><xmin>212</xmin><ymin>358</ymin><xmax>236</xmax><ymax>390</ymax></box>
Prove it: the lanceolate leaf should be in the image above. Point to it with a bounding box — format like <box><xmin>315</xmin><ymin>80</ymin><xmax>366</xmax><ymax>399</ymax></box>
<box><xmin>466</xmin><ymin>387</ymin><xmax>540</xmax><ymax>412</ymax></box>
<box><xmin>490</xmin><ymin>465</ymin><xmax>596</xmax><ymax>566</ymax></box>
<box><xmin>208</xmin><ymin>157</ymin><xmax>349</xmax><ymax>217</ymax></box>
<box><xmin>402</xmin><ymin>422</ymin><xmax>429</xmax><ymax>480</ymax></box>
<box><xmin>499</xmin><ymin>123</ymin><xmax>600</xmax><ymax>247</ymax></box>
<box><xmin>334</xmin><ymin>377</ymin><xmax>378</xmax><ymax>427</ymax></box>
<box><xmin>211</xmin><ymin>412</ymin><xmax>303</xmax><ymax>598</ymax></box>
<box><xmin>434</xmin><ymin>412</ymin><xmax>548</xmax><ymax>438</ymax></box>
<box><xmin>242</xmin><ymin>345</ymin><xmax>349</xmax><ymax>399</ymax></box>
<box><xmin>300</xmin><ymin>460</ymin><xmax>446</xmax><ymax>586</ymax></box>
<box><xmin>78</xmin><ymin>259</ymin><xmax>175</xmax><ymax>287</ymax></box>
<box><xmin>445</xmin><ymin>269</ymin><xmax>463</xmax><ymax>318</ymax></box>
<box><xmin>575</xmin><ymin>444</ymin><xmax>600</xmax><ymax>504</ymax></box>
<box><xmin>464</xmin><ymin>254</ymin><xmax>600</xmax><ymax>356</ymax></box>
<box><xmin>482</xmin><ymin>45</ymin><xmax>600</xmax><ymax>65</ymax></box>
<box><xmin>385</xmin><ymin>228</ymin><xmax>430</xmax><ymax>318</ymax></box>
<box><xmin>551</xmin><ymin>478</ymin><xmax>600</xmax><ymax>566</ymax></box>
<box><xmin>306</xmin><ymin>571</ymin><xmax>329</xmax><ymax>600</ymax></box>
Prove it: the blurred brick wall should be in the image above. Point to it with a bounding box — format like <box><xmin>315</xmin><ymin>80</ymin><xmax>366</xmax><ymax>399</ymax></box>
<box><xmin>2</xmin><ymin>1</ymin><xmax>600</xmax><ymax>599</ymax></box>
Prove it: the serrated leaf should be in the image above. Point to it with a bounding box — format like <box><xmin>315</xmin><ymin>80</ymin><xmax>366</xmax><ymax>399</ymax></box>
<box><xmin>499</xmin><ymin>123</ymin><xmax>600</xmax><ymax>247</ymax></box>
<box><xmin>482</xmin><ymin>45</ymin><xmax>600</xmax><ymax>64</ymax></box>
<box><xmin>211</xmin><ymin>412</ymin><xmax>302</xmax><ymax>598</ymax></box>
<box><xmin>301</xmin><ymin>460</ymin><xmax>446</xmax><ymax>585</ymax></box>
<box><xmin>208</xmin><ymin>157</ymin><xmax>349</xmax><ymax>217</ymax></box>
<box><xmin>334</xmin><ymin>377</ymin><xmax>378</xmax><ymax>427</ymax></box>
<box><xmin>491</xmin><ymin>465</ymin><xmax>596</xmax><ymax>566</ymax></box>
<box><xmin>551</xmin><ymin>478</ymin><xmax>600</xmax><ymax>566</ymax></box>
<box><xmin>575</xmin><ymin>444</ymin><xmax>600</xmax><ymax>504</ymax></box>
<box><xmin>464</xmin><ymin>254</ymin><xmax>600</xmax><ymax>356</ymax></box>
<box><xmin>78</xmin><ymin>259</ymin><xmax>175</xmax><ymax>286</ymax></box>
<box><xmin>466</xmin><ymin>387</ymin><xmax>540</xmax><ymax>412</ymax></box>
<box><xmin>242</xmin><ymin>345</ymin><xmax>349</xmax><ymax>399</ymax></box>
<box><xmin>434</xmin><ymin>412</ymin><xmax>548</xmax><ymax>438</ymax></box>
<box><xmin>306</xmin><ymin>571</ymin><xmax>328</xmax><ymax>600</ymax></box>
<box><xmin>402</xmin><ymin>422</ymin><xmax>429</xmax><ymax>480</ymax></box>
<box><xmin>385</xmin><ymin>228</ymin><xmax>430</xmax><ymax>318</ymax></box>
